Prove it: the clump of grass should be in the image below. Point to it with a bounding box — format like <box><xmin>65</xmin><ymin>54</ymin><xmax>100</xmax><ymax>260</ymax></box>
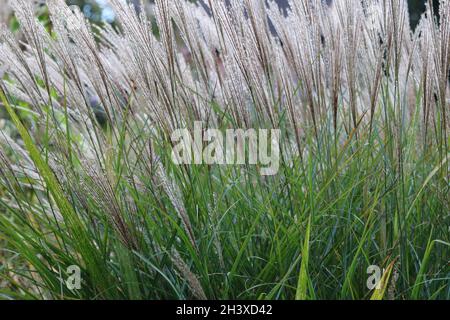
<box><xmin>0</xmin><ymin>0</ymin><xmax>448</xmax><ymax>300</ymax></box>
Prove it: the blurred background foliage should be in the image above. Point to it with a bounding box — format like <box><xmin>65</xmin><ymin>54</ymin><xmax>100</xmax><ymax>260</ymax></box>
<box><xmin>0</xmin><ymin>1</ymin><xmax>441</xmax><ymax>35</ymax></box>
<box><xmin>64</xmin><ymin>0</ymin><xmax>439</xmax><ymax>28</ymax></box>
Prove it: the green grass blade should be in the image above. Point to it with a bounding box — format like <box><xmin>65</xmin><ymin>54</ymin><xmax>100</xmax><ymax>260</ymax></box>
<box><xmin>296</xmin><ymin>215</ymin><xmax>311</xmax><ymax>300</ymax></box>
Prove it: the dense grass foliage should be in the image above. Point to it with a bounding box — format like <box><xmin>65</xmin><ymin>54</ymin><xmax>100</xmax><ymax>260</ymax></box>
<box><xmin>0</xmin><ymin>0</ymin><xmax>449</xmax><ymax>300</ymax></box>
